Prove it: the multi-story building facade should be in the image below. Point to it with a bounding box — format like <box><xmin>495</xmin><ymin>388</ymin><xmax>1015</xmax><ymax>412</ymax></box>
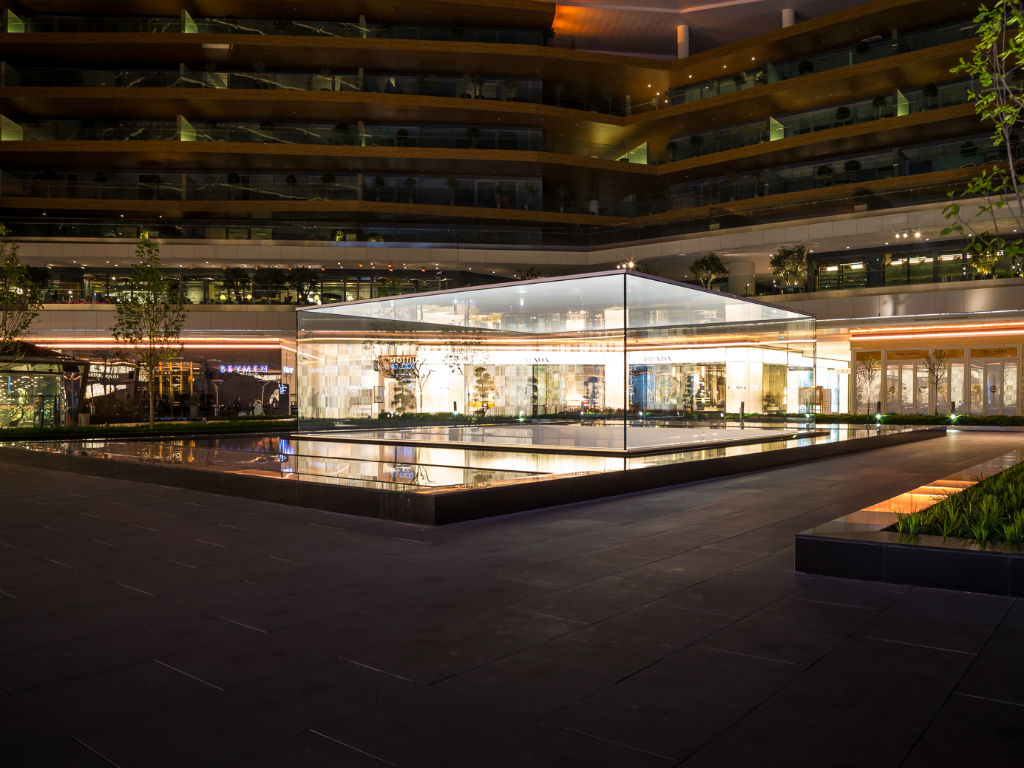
<box><xmin>1</xmin><ymin>0</ymin><xmax>1021</xmax><ymax>420</ymax></box>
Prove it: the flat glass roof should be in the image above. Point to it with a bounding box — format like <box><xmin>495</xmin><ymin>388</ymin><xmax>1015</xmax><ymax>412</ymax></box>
<box><xmin>299</xmin><ymin>270</ymin><xmax>813</xmax><ymax>333</ymax></box>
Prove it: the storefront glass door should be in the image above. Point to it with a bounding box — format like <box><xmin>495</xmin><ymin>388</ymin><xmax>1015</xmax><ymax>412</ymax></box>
<box><xmin>985</xmin><ymin>363</ymin><xmax>1002</xmax><ymax>415</ymax></box>
<box><xmin>915</xmin><ymin>364</ymin><xmax>930</xmax><ymax>414</ymax></box>
<box><xmin>970</xmin><ymin>364</ymin><xmax>984</xmax><ymax>415</ymax></box>
<box><xmin>1005</xmin><ymin>363</ymin><xmax>1019</xmax><ymax>415</ymax></box>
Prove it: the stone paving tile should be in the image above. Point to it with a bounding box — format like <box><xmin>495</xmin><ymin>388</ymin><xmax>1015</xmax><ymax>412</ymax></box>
<box><xmin>680</xmin><ymin>707</ymin><xmax>912</xmax><ymax>767</ymax></box>
<box><xmin>314</xmin><ymin>649</ymin><xmax>613</xmax><ymax>767</ymax></box>
<box><xmin>761</xmin><ymin>635</ymin><xmax>973</xmax><ymax>740</ymax></box>
<box><xmin>448</xmin><ymin>723</ymin><xmax>676</xmax><ymax>767</ymax></box>
<box><xmin>953</xmin><ymin>622</ymin><xmax>1024</xmax><ymax>706</ymax></box>
<box><xmin>552</xmin><ymin>645</ymin><xmax>801</xmax><ymax>761</ymax></box>
<box><xmin>856</xmin><ymin>587</ymin><xmax>1013</xmax><ymax>654</ymax></box>
<box><xmin>531</xmin><ymin>602</ymin><xmax>735</xmax><ymax>678</ymax></box>
<box><xmin>900</xmin><ymin>692</ymin><xmax>1024</xmax><ymax>768</ymax></box>
<box><xmin>658</xmin><ymin>567</ymin><xmax>815</xmax><ymax>618</ymax></box>
<box><xmin>696</xmin><ymin>593</ymin><xmax>880</xmax><ymax>665</ymax></box>
<box><xmin>2</xmin><ymin>431</ymin><xmax>1024</xmax><ymax>765</ymax></box>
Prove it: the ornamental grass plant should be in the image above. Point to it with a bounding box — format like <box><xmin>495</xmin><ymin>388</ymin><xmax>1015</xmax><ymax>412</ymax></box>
<box><xmin>889</xmin><ymin>462</ymin><xmax>1024</xmax><ymax>547</ymax></box>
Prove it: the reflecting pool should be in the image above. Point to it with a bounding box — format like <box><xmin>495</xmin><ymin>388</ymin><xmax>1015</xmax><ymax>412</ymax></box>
<box><xmin>6</xmin><ymin>424</ymin><xmax>923</xmax><ymax>493</ymax></box>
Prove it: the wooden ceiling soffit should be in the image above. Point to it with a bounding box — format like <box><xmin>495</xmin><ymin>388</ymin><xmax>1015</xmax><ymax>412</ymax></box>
<box><xmin>660</xmin><ymin>0</ymin><xmax>978</xmax><ymax>90</ymax></box>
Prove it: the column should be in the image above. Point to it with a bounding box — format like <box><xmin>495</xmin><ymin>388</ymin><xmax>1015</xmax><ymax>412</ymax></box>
<box><xmin>676</xmin><ymin>25</ymin><xmax>689</xmax><ymax>59</ymax></box>
<box><xmin>781</xmin><ymin>9</ymin><xmax>795</xmax><ymax>27</ymax></box>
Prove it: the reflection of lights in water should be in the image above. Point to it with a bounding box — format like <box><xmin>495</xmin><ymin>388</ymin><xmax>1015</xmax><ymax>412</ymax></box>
<box><xmin>9</xmin><ymin>428</ymin><xmax>891</xmax><ymax>491</ymax></box>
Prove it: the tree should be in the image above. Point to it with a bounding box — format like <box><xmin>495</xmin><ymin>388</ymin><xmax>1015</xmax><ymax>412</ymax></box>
<box><xmin>363</xmin><ymin>321</ymin><xmax>432</xmax><ymax>413</ymax></box>
<box><xmin>253</xmin><ymin>267</ymin><xmax>288</xmax><ymax>302</ymax></box>
<box><xmin>287</xmin><ymin>267</ymin><xmax>320</xmax><ymax>303</ymax></box>
<box><xmin>769</xmin><ymin>244</ymin><xmax>809</xmax><ymax>290</ymax></box>
<box><xmin>690</xmin><ymin>252</ymin><xmax>729</xmax><ymax>289</ymax></box>
<box><xmin>942</xmin><ymin>1</ymin><xmax>1024</xmax><ymax>266</ymax></box>
<box><xmin>855</xmin><ymin>355</ymin><xmax>880</xmax><ymax>414</ymax></box>
<box><xmin>924</xmin><ymin>349</ymin><xmax>950</xmax><ymax>414</ymax></box>
<box><xmin>472</xmin><ymin>366</ymin><xmax>495</xmax><ymax>413</ymax></box>
<box><xmin>0</xmin><ymin>225</ymin><xmax>43</xmax><ymax>367</ymax></box>
<box><xmin>441</xmin><ymin>326</ymin><xmax>487</xmax><ymax>377</ymax></box>
<box><xmin>111</xmin><ymin>235</ymin><xmax>187</xmax><ymax>427</ymax></box>
<box><xmin>966</xmin><ymin>233</ymin><xmax>1003</xmax><ymax>277</ymax></box>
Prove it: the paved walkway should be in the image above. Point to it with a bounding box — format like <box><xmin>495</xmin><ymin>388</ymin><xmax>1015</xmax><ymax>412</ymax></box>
<box><xmin>2</xmin><ymin>430</ymin><xmax>1023</xmax><ymax>767</ymax></box>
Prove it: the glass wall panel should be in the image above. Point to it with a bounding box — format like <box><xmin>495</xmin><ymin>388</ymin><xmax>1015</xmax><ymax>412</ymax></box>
<box><xmin>970</xmin><ymin>363</ymin><xmax>984</xmax><ymax>415</ymax></box>
<box><xmin>884</xmin><ymin>366</ymin><xmax>901</xmax><ymax>415</ymax></box>
<box><xmin>900</xmin><ymin>365</ymin><xmax>914</xmax><ymax>413</ymax></box>
<box><xmin>950</xmin><ymin>363</ymin><xmax>965</xmax><ymax>415</ymax></box>
<box><xmin>1005</xmin><ymin>363</ymin><xmax>1018</xmax><ymax>414</ymax></box>
<box><xmin>935</xmin><ymin>366</ymin><xmax>950</xmax><ymax>415</ymax></box>
<box><xmin>915</xmin><ymin>364</ymin><xmax>930</xmax><ymax>414</ymax></box>
<box><xmin>297</xmin><ymin>272</ymin><xmax>814</xmax><ymax>452</ymax></box>
<box><xmin>986</xmin><ymin>363</ymin><xmax>1003</xmax><ymax>415</ymax></box>
<box><xmin>854</xmin><ymin>354</ymin><xmax>881</xmax><ymax>414</ymax></box>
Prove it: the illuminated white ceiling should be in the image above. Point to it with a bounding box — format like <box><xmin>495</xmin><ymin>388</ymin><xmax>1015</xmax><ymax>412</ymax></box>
<box><xmin>550</xmin><ymin>0</ymin><xmax>868</xmax><ymax>57</ymax></box>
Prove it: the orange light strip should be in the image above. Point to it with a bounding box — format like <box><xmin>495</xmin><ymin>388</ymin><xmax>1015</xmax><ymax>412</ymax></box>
<box><xmin>851</xmin><ymin>320</ymin><xmax>1024</xmax><ymax>336</ymax></box>
<box><xmin>850</xmin><ymin>329</ymin><xmax>1024</xmax><ymax>341</ymax></box>
<box><xmin>35</xmin><ymin>343</ymin><xmax>286</xmax><ymax>350</ymax></box>
<box><xmin>31</xmin><ymin>336</ymin><xmax>286</xmax><ymax>343</ymax></box>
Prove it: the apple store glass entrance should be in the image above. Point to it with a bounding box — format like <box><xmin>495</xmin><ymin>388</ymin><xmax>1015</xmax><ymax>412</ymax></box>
<box><xmin>296</xmin><ymin>271</ymin><xmax>816</xmax><ymax>453</ymax></box>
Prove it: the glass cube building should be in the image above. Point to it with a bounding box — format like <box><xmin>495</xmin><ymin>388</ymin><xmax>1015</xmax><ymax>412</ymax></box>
<box><xmin>296</xmin><ymin>271</ymin><xmax>816</xmax><ymax>452</ymax></box>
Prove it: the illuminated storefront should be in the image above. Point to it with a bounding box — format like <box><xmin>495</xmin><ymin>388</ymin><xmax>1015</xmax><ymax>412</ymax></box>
<box><xmin>851</xmin><ymin>320</ymin><xmax>1023</xmax><ymax>416</ymax></box>
<box><xmin>297</xmin><ymin>271</ymin><xmax>818</xmax><ymax>447</ymax></box>
<box><xmin>0</xmin><ymin>348</ymin><xmax>88</xmax><ymax>428</ymax></box>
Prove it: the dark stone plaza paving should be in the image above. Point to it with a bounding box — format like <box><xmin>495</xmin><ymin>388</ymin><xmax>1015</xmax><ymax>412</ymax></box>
<box><xmin>2</xmin><ymin>431</ymin><xmax>1024</xmax><ymax>766</ymax></box>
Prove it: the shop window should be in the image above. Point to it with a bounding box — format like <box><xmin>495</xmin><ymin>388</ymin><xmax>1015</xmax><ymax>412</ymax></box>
<box><xmin>840</xmin><ymin>262</ymin><xmax>867</xmax><ymax>289</ymax></box>
<box><xmin>915</xmin><ymin>363</ymin><xmax>930</xmax><ymax>414</ymax></box>
<box><xmin>884</xmin><ymin>255</ymin><xmax>907</xmax><ymax>285</ymax></box>
<box><xmin>907</xmin><ymin>256</ymin><xmax>934</xmax><ymax>284</ymax></box>
<box><xmin>950</xmin><ymin>363</ymin><xmax>965</xmax><ymax>415</ymax></box>
<box><xmin>936</xmin><ymin>253</ymin><xmax>963</xmax><ymax>282</ymax></box>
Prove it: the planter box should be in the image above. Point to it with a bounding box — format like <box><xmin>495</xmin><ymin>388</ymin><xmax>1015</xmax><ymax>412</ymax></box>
<box><xmin>795</xmin><ymin>447</ymin><xmax>1024</xmax><ymax>596</ymax></box>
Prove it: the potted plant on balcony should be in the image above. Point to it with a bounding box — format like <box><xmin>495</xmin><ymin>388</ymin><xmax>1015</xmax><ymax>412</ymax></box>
<box><xmin>923</xmin><ymin>83</ymin><xmax>939</xmax><ymax>109</ymax></box>
<box><xmin>404</xmin><ymin>177</ymin><xmax>417</xmax><ymax>203</ymax></box>
<box><xmin>373</xmin><ymin>175</ymin><xmax>386</xmax><ymax>201</ymax></box>
<box><xmin>689</xmin><ymin>134</ymin><xmax>704</xmax><ymax>156</ymax></box>
<box><xmin>466</xmin><ymin>126</ymin><xmax>480</xmax><ymax>148</ymax></box>
<box><xmin>835</xmin><ymin>105</ymin><xmax>851</xmax><ymax>125</ymax></box>
<box><xmin>798</xmin><ymin>60</ymin><xmax>814</xmax><ymax>75</ymax></box>
<box><xmin>815</xmin><ymin>165</ymin><xmax>834</xmax><ymax>185</ymax></box>
<box><xmin>666</xmin><ymin>141</ymin><xmax>678</xmax><ymax>161</ymax></box>
<box><xmin>445</xmin><ymin>177</ymin><xmax>458</xmax><ymax>205</ymax></box>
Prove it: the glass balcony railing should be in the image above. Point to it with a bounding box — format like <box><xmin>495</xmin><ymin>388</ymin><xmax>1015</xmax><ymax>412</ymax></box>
<box><xmin>0</xmin><ymin>163</ymin><xmax>978</xmax><ymax>253</ymax></box>
<box><xmin>4</xmin><ymin>16</ymin><xmax>977</xmax><ymax>117</ymax></box>
<box><xmin>10</xmin><ymin>14</ymin><xmax>546</xmax><ymax>45</ymax></box>
<box><xmin>665</xmin><ymin>134</ymin><xmax>1001</xmax><ymax>213</ymax></box>
<box><xmin>9</xmin><ymin>79</ymin><xmax>971</xmax><ymax>170</ymax></box>
<box><xmin>667</xmin><ymin>19</ymin><xmax>975</xmax><ymax>110</ymax></box>
<box><xmin>659</xmin><ymin>82</ymin><xmax>972</xmax><ymax>162</ymax></box>
<box><xmin>15</xmin><ymin>119</ymin><xmax>544</xmax><ymax>151</ymax></box>
<box><xmin>5</xmin><ymin>66</ymin><xmax>545</xmax><ymax>104</ymax></box>
<box><xmin>2</xmin><ymin>134</ymin><xmax>1001</xmax><ymax>216</ymax></box>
